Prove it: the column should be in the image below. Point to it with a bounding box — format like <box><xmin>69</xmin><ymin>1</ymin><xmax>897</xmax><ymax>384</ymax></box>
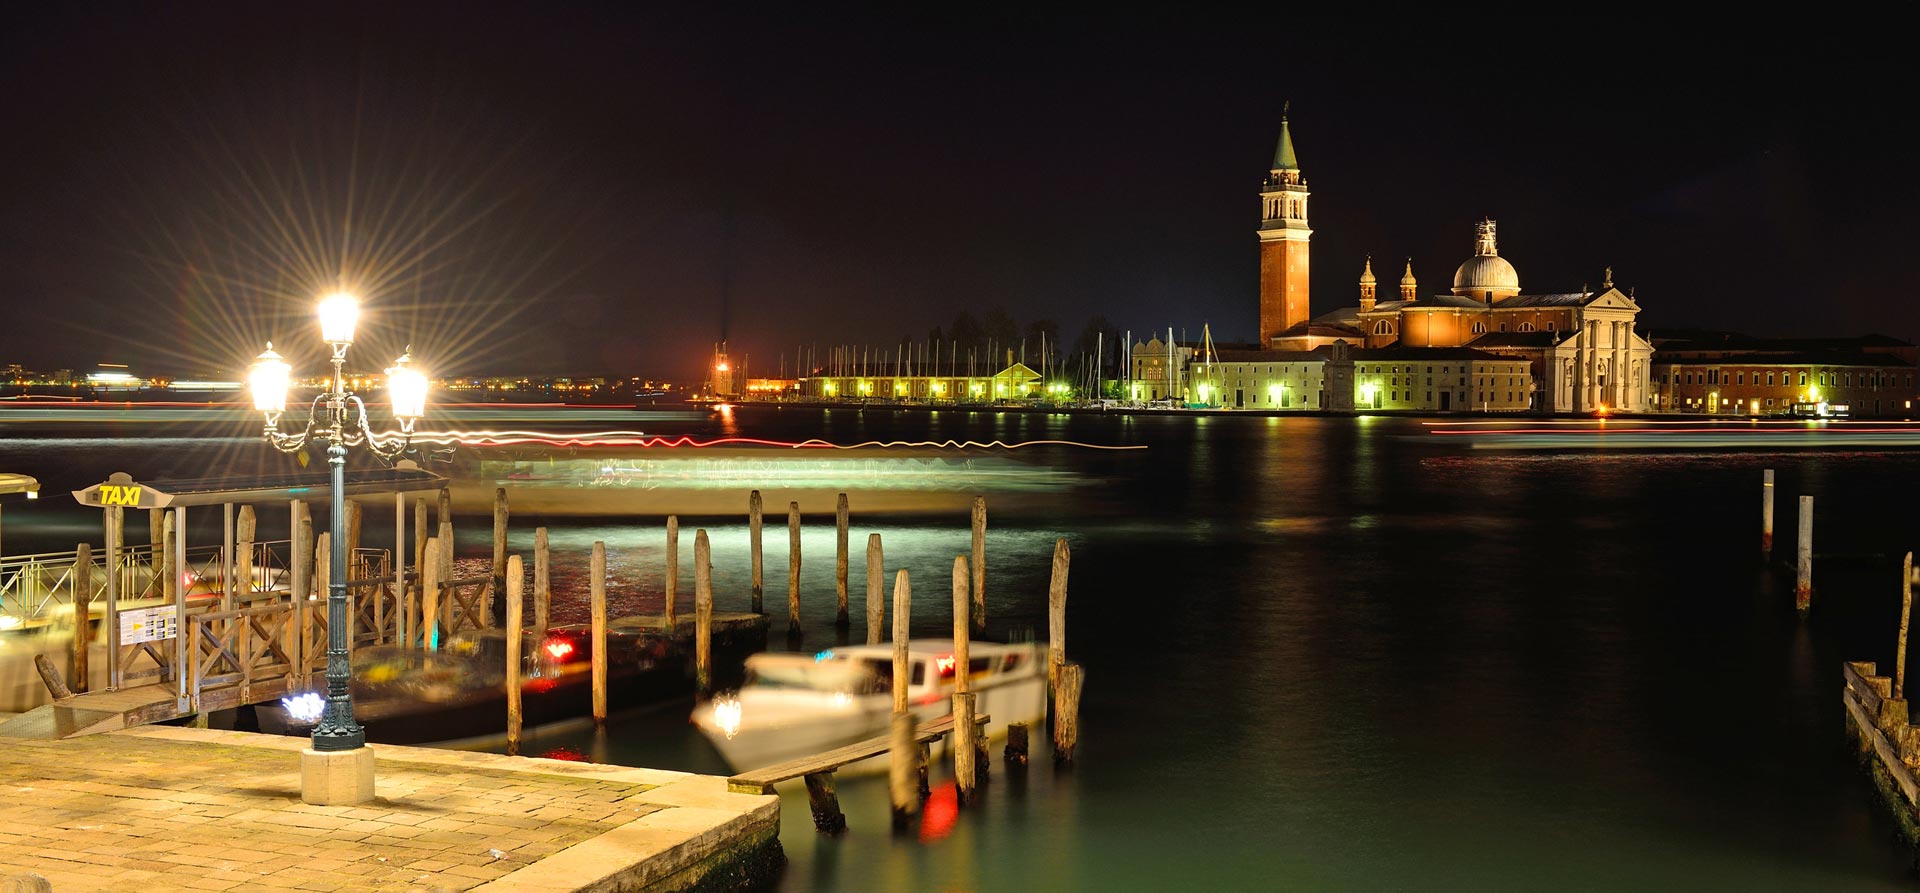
<box><xmin>1574</xmin><ymin>324</ymin><xmax>1587</xmax><ymax>411</ymax></box>
<box><xmin>1613</xmin><ymin>321</ymin><xmax>1626</xmax><ymax>409</ymax></box>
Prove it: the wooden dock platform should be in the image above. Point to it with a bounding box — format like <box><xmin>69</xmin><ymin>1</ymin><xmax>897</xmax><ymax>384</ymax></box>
<box><xmin>0</xmin><ymin>725</ymin><xmax>780</xmax><ymax>892</ymax></box>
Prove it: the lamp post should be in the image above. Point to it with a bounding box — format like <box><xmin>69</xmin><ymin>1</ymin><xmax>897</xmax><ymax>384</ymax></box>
<box><xmin>250</xmin><ymin>292</ymin><xmax>427</xmax><ymax>782</ymax></box>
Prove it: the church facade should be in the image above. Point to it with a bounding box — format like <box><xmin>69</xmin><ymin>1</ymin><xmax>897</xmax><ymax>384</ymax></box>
<box><xmin>1256</xmin><ymin>113</ymin><xmax>1654</xmax><ymax>413</ymax></box>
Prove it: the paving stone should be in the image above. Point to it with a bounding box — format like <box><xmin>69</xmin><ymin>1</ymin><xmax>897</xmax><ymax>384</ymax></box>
<box><xmin>0</xmin><ymin>727</ymin><xmax>770</xmax><ymax>892</ymax></box>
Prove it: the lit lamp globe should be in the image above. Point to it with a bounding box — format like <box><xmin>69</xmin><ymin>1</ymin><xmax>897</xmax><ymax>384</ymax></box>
<box><xmin>318</xmin><ymin>292</ymin><xmax>360</xmax><ymax>345</ymax></box>
<box><xmin>386</xmin><ymin>350</ymin><xmax>430</xmax><ymax>421</ymax></box>
<box><xmin>250</xmin><ymin>343</ymin><xmax>291</xmax><ymax>414</ymax></box>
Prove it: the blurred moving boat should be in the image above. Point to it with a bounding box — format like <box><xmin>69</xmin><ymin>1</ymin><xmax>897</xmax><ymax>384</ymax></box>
<box><xmin>691</xmin><ymin>639</ymin><xmax>1047</xmax><ymax>774</ymax></box>
<box><xmin>257</xmin><ymin>620</ymin><xmax>766</xmax><ymax>746</ymax></box>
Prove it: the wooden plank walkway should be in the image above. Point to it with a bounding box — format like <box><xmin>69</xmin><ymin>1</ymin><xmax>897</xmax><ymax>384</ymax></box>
<box><xmin>727</xmin><ymin>714</ymin><xmax>977</xmax><ymax>794</ymax></box>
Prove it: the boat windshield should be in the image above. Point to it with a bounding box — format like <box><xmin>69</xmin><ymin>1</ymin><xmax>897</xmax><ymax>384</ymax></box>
<box><xmin>744</xmin><ymin>657</ymin><xmax>882</xmax><ymax>694</ymax></box>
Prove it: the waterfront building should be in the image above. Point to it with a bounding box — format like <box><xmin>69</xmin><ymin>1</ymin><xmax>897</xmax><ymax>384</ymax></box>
<box><xmin>1649</xmin><ymin>332</ymin><xmax>1918</xmax><ymax>416</ymax></box>
<box><xmin>1251</xmin><ymin>112</ymin><xmax>1653</xmax><ymax>412</ymax></box>
<box><xmin>798</xmin><ymin>362</ymin><xmax>1042</xmax><ymax>402</ymax></box>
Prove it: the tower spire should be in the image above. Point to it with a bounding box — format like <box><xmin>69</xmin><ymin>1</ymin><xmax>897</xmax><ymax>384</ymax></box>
<box><xmin>1272</xmin><ymin>102</ymin><xmax>1299</xmax><ymax>171</ymax></box>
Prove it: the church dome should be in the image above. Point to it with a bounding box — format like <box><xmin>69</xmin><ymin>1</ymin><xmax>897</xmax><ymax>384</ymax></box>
<box><xmin>1450</xmin><ymin>219</ymin><xmax>1520</xmax><ymax>299</ymax></box>
<box><xmin>1452</xmin><ymin>254</ymin><xmax>1519</xmax><ymax>292</ymax></box>
<box><xmin>1358</xmin><ymin>256</ymin><xmax>1376</xmax><ymax>285</ymax></box>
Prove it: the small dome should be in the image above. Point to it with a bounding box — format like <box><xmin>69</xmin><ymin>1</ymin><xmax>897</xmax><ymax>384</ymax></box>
<box><xmin>1452</xmin><ymin>254</ymin><xmax>1520</xmax><ymax>292</ymax></box>
<box><xmin>1358</xmin><ymin>256</ymin><xmax>1376</xmax><ymax>285</ymax></box>
<box><xmin>1399</xmin><ymin>258</ymin><xmax>1417</xmax><ymax>287</ymax></box>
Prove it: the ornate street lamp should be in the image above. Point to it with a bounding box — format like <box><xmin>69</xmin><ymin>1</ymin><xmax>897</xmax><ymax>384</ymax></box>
<box><xmin>250</xmin><ymin>292</ymin><xmax>427</xmax><ymax>757</ymax></box>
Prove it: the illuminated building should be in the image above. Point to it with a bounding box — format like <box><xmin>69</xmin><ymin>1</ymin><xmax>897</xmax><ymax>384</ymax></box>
<box><xmin>706</xmin><ymin>342</ymin><xmax>738</xmax><ymax>399</ymax></box>
<box><xmin>798</xmin><ymin>361</ymin><xmax>1042</xmax><ymax>403</ymax></box>
<box><xmin>1649</xmin><ymin>332</ymin><xmax>1918</xmax><ymax>416</ymax></box>
<box><xmin>1254</xmin><ymin>112</ymin><xmax>1653</xmax><ymax>412</ymax></box>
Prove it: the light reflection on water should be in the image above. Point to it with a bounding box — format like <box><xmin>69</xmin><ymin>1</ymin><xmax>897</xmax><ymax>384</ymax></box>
<box><xmin>5</xmin><ymin>408</ymin><xmax>1920</xmax><ymax>889</ymax></box>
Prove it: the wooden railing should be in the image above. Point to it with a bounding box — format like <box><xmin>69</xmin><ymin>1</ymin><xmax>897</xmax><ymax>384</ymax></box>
<box><xmin>189</xmin><ymin>603</ymin><xmax>299</xmax><ymax>710</ymax></box>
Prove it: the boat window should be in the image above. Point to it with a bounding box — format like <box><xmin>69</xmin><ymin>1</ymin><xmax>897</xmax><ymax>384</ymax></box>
<box><xmin>970</xmin><ymin>657</ymin><xmax>992</xmax><ymax>675</ymax></box>
<box><xmin>1002</xmin><ymin>653</ymin><xmax>1021</xmax><ymax>672</ymax></box>
<box><xmin>911</xmin><ymin>661</ymin><xmax>926</xmax><ymax>687</ymax></box>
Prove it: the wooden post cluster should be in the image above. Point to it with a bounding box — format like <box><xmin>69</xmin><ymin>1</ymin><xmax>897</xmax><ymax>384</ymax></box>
<box><xmin>1797</xmin><ymin>495</ymin><xmax>1814</xmax><ymax>613</ymax></box>
<box><xmin>534</xmin><ymin>527</ymin><xmax>551</xmax><ymax>637</ymax></box>
<box><xmin>889</xmin><ymin>569</ymin><xmax>915</xmax><ymax>827</ymax></box>
<box><xmin>835</xmin><ymin>493</ymin><xmax>850</xmax><ymax>628</ymax></box>
<box><xmin>591</xmin><ymin>541</ymin><xmax>608</xmax><ymax>727</ymax></box>
<box><xmin>865</xmin><ymin>534</ymin><xmax>885</xmax><ymax>645</ymax></box>
<box><xmin>749</xmin><ymin>491</ymin><xmax>764</xmax><ymax>614</ymax></box>
<box><xmin>952</xmin><ymin>554</ymin><xmax>978</xmax><ymax>804</ymax></box>
<box><xmin>665</xmin><ymin>515</ymin><xmax>679</xmax><ymax>628</ymax></box>
<box><xmin>505</xmin><ymin>554</ymin><xmax>524</xmax><ymax>756</ymax></box>
<box><xmin>695</xmin><ymin>529</ymin><xmax>713</xmax><ymax>695</ymax></box>
<box><xmin>970</xmin><ymin>496</ymin><xmax>986</xmax><ymax>630</ymax></box>
<box><xmin>71</xmin><ymin>543</ymin><xmax>92</xmax><ymax>693</ymax></box>
<box><xmin>788</xmin><ymin>502</ymin><xmax>802</xmax><ymax>636</ymax></box>
<box><xmin>1761</xmin><ymin>469</ymin><xmax>1775</xmax><ymax>561</ymax></box>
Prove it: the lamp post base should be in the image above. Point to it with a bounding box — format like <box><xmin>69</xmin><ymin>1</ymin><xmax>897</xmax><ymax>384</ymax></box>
<box><xmin>301</xmin><ymin>746</ymin><xmax>376</xmax><ymax>805</ymax></box>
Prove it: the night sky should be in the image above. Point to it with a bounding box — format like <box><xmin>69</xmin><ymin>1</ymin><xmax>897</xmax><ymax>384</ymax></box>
<box><xmin>0</xmin><ymin>9</ymin><xmax>1910</xmax><ymax>378</ymax></box>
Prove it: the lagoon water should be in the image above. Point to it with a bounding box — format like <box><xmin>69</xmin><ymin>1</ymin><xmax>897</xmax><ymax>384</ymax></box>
<box><xmin>6</xmin><ymin>405</ymin><xmax>1920</xmax><ymax>890</ymax></box>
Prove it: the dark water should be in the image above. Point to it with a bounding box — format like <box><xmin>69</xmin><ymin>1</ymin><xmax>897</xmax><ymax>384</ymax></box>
<box><xmin>6</xmin><ymin>408</ymin><xmax>1920</xmax><ymax>891</ymax></box>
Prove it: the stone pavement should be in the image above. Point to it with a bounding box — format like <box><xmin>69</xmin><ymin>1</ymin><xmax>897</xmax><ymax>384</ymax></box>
<box><xmin>0</xmin><ymin>726</ymin><xmax>778</xmax><ymax>892</ymax></box>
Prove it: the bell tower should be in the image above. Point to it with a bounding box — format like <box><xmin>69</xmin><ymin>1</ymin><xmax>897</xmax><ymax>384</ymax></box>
<box><xmin>1258</xmin><ymin>105</ymin><xmax>1311</xmax><ymax>344</ymax></box>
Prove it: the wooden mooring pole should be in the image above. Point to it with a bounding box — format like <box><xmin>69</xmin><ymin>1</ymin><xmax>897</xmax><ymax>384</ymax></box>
<box><xmin>1761</xmin><ymin>469</ymin><xmax>1775</xmax><ymax>561</ymax></box>
<box><xmin>1900</xmin><ymin>551</ymin><xmax>1915</xmax><ymax>700</ymax></box>
<box><xmin>1054</xmin><ymin>662</ymin><xmax>1083</xmax><ymax>763</ymax></box>
<box><xmin>835</xmin><ymin>493</ymin><xmax>850</xmax><ymax>628</ymax></box>
<box><xmin>889</xmin><ymin>569</ymin><xmax>916</xmax><ymax>828</ymax></box>
<box><xmin>970</xmin><ymin>496</ymin><xmax>986</xmax><ymax>630</ymax></box>
<box><xmin>534</xmin><ymin>527</ymin><xmax>551</xmax><ymax>638</ymax></box>
<box><xmin>696</xmin><ymin>529</ymin><xmax>713</xmax><ymax>696</ymax></box>
<box><xmin>592</xmin><ymin>540</ymin><xmax>608</xmax><ymax>727</ymax></box>
<box><xmin>788</xmin><ymin>502</ymin><xmax>803</xmax><ymax>637</ymax></box>
<box><xmin>490</xmin><ymin>488</ymin><xmax>508</xmax><ymax>626</ymax></box>
<box><xmin>421</xmin><ymin>537</ymin><xmax>440</xmax><ymax>650</ymax></box>
<box><xmin>1797</xmin><ymin>495</ymin><xmax>1814</xmax><ymax>613</ymax></box>
<box><xmin>1049</xmin><ymin>537</ymin><xmax>1070</xmax><ymax>689</ymax></box>
<box><xmin>749</xmin><ymin>490</ymin><xmax>764</xmax><ymax>614</ymax></box>
<box><xmin>506</xmin><ymin>553</ymin><xmax>525</xmax><ymax>756</ymax></box>
<box><xmin>865</xmin><ymin>534</ymin><xmax>884</xmax><ymax>645</ymax></box>
<box><xmin>1005</xmin><ymin>722</ymin><xmax>1029</xmax><ymax>766</ymax></box>
<box><xmin>236</xmin><ymin>505</ymin><xmax>256</xmax><ymax>603</ymax></box>
<box><xmin>413</xmin><ymin>497</ymin><xmax>427</xmax><ymax>610</ymax></box>
<box><xmin>952</xmin><ymin>554</ymin><xmax>978</xmax><ymax>803</ymax></box>
<box><xmin>665</xmin><ymin>515</ymin><xmax>679</xmax><ymax>628</ymax></box>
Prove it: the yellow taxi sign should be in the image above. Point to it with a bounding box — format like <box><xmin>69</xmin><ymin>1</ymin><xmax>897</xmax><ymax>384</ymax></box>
<box><xmin>73</xmin><ymin>472</ymin><xmax>171</xmax><ymax>510</ymax></box>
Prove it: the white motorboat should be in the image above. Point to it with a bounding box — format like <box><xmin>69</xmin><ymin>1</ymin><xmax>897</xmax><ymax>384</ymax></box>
<box><xmin>692</xmin><ymin>639</ymin><xmax>1048</xmax><ymax>775</ymax></box>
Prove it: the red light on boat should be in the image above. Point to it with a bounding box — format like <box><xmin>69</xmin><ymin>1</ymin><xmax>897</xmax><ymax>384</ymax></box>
<box><xmin>545</xmin><ymin>638</ymin><xmax>575</xmax><ymax>660</ymax></box>
<box><xmin>935</xmin><ymin>655</ymin><xmax>955</xmax><ymax>676</ymax></box>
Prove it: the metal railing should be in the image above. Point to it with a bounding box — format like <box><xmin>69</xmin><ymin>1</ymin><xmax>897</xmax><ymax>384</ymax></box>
<box><xmin>3</xmin><ymin>541</ymin><xmax>301</xmax><ymax>627</ymax></box>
